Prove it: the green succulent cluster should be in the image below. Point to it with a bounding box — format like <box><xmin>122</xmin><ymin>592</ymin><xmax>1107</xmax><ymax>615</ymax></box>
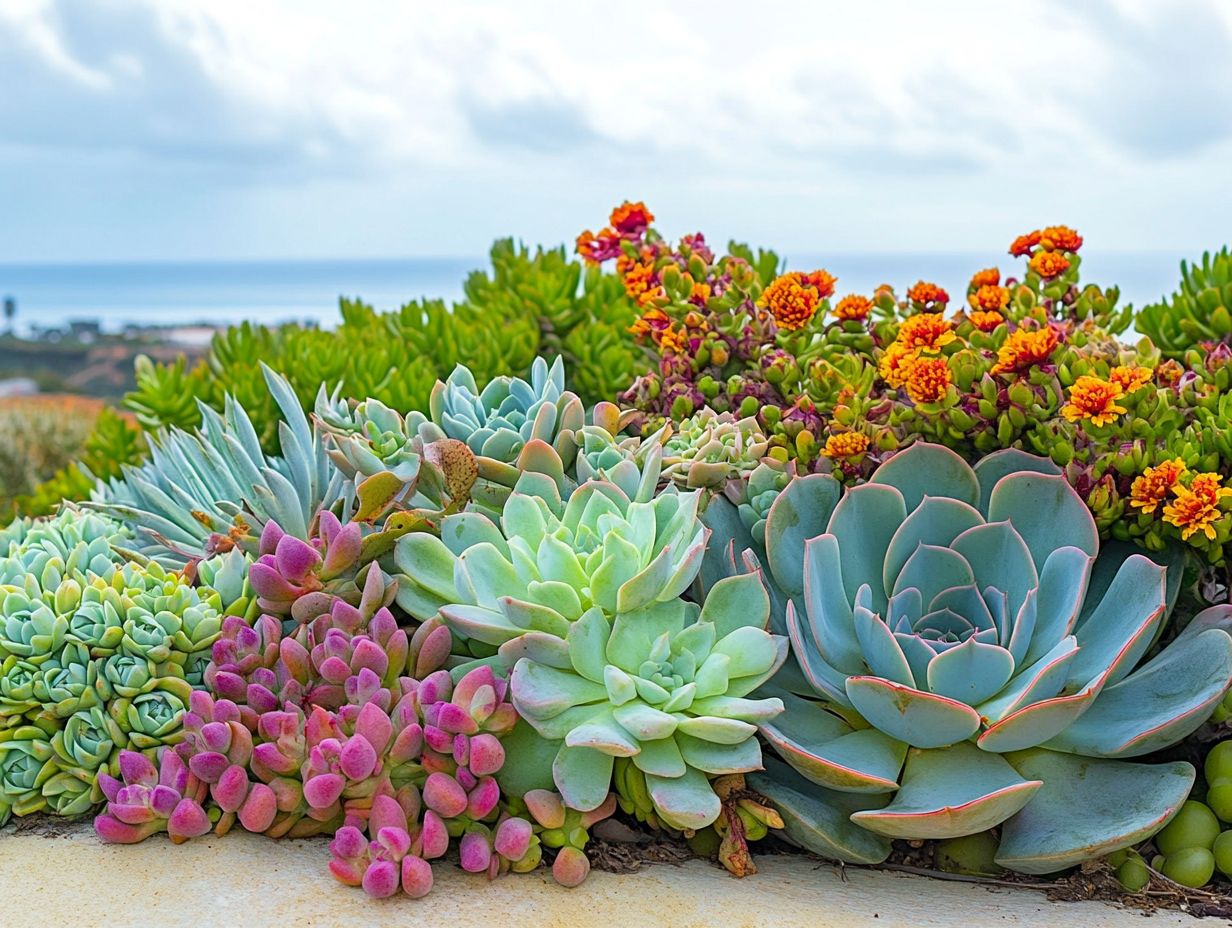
<box><xmin>19</xmin><ymin>239</ymin><xmax>648</xmax><ymax>521</ymax></box>
<box><xmin>1137</xmin><ymin>248</ymin><xmax>1232</xmax><ymax>359</ymax></box>
<box><xmin>0</xmin><ymin>510</ymin><xmax>225</xmax><ymax>824</ymax></box>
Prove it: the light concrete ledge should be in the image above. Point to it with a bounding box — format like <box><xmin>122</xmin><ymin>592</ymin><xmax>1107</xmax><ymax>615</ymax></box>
<box><xmin>0</xmin><ymin>825</ymin><xmax>1189</xmax><ymax>928</ymax></box>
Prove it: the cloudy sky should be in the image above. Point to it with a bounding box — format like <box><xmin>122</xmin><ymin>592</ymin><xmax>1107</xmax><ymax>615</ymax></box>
<box><xmin>1</xmin><ymin>0</ymin><xmax>1230</xmax><ymax>263</ymax></box>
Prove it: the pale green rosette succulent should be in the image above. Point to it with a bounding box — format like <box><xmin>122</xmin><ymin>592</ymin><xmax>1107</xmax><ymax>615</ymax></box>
<box><xmin>0</xmin><ymin>655</ymin><xmax>41</xmax><ymax>721</ymax></box>
<box><xmin>749</xmin><ymin>442</ymin><xmax>1232</xmax><ymax>874</ymax></box>
<box><xmin>315</xmin><ymin>392</ymin><xmax>424</xmax><ymax>485</ymax></box>
<box><xmin>109</xmin><ymin>681</ymin><xmax>191</xmax><ymax>751</ymax></box>
<box><xmin>63</xmin><ymin>582</ymin><xmax>126</xmax><ymax>658</ymax></box>
<box><xmin>33</xmin><ymin>643</ymin><xmax>100</xmax><ymax>718</ymax></box>
<box><xmin>393</xmin><ymin>476</ymin><xmax>706</xmax><ymax>651</ymax></box>
<box><xmin>411</xmin><ymin>356</ymin><xmax>584</xmax><ymax>468</ymax></box>
<box><xmin>0</xmin><ymin>721</ymin><xmax>57</xmax><ymax>823</ymax></box>
<box><xmin>0</xmin><ymin>588</ymin><xmax>67</xmax><ymax>665</ymax></box>
<box><xmin>45</xmin><ymin>705</ymin><xmax>126</xmax><ymax>814</ymax></box>
<box><xmin>114</xmin><ymin>562</ymin><xmax>223</xmax><ymax>686</ymax></box>
<box><xmin>96</xmin><ymin>652</ymin><xmax>160</xmax><ymax>701</ymax></box>
<box><xmin>659</xmin><ymin>409</ymin><xmax>771</xmax><ymax>490</ymax></box>
<box><xmin>0</xmin><ymin>508</ymin><xmax>130</xmax><ymax>587</ymax></box>
<box><xmin>509</xmin><ymin>573</ymin><xmax>787</xmax><ymax>829</ymax></box>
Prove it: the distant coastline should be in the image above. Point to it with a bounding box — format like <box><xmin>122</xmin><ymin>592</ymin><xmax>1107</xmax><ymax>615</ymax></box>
<box><xmin>0</xmin><ymin>251</ymin><xmax>1188</xmax><ymax>336</ymax></box>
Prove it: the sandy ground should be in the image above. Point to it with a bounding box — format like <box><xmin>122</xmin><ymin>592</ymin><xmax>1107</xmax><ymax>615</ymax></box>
<box><xmin>0</xmin><ymin>823</ymin><xmax>1192</xmax><ymax>928</ymax></box>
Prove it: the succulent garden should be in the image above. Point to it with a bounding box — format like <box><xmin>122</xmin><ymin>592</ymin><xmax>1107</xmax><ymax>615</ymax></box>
<box><xmin>4</xmin><ymin>202</ymin><xmax>1232</xmax><ymax>911</ymax></box>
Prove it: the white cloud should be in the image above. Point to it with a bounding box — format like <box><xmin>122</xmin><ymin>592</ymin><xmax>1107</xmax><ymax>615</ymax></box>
<box><xmin>0</xmin><ymin>0</ymin><xmax>1229</xmax><ymax>259</ymax></box>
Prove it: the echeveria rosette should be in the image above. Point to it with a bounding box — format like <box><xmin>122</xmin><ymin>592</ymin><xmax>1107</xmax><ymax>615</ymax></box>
<box><xmin>195</xmin><ymin>548</ymin><xmax>258</xmax><ymax>621</ymax></box>
<box><xmin>394</xmin><ymin>477</ymin><xmax>706</xmax><ymax>654</ymax></box>
<box><xmin>510</xmin><ymin>573</ymin><xmax>787</xmax><ymax>830</ymax></box>
<box><xmin>109</xmin><ymin>679</ymin><xmax>193</xmax><ymax>751</ymax></box>
<box><xmin>754</xmin><ymin>442</ymin><xmax>1232</xmax><ymax>874</ymax></box>
<box><xmin>94</xmin><ymin>748</ymin><xmax>212</xmax><ymax>844</ymax></box>
<box><xmin>44</xmin><ymin>705</ymin><xmax>127</xmax><ymax>814</ymax></box>
<box><xmin>315</xmin><ymin>392</ymin><xmax>426</xmax><ymax>485</ymax></box>
<box><xmin>0</xmin><ymin>719</ymin><xmax>58</xmax><ymax>823</ymax></box>
<box><xmin>32</xmin><ymin>642</ymin><xmax>101</xmax><ymax>717</ymax></box>
<box><xmin>0</xmin><ymin>507</ymin><xmax>130</xmax><ymax>588</ymax></box>
<box><xmin>0</xmin><ymin>588</ymin><xmax>68</xmax><ymax>665</ymax></box>
<box><xmin>411</xmin><ymin>356</ymin><xmax>585</xmax><ymax>472</ymax></box>
<box><xmin>659</xmin><ymin>409</ymin><xmax>771</xmax><ymax>490</ymax></box>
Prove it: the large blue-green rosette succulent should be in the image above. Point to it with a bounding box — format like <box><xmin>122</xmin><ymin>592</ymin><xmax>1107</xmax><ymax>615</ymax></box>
<box><xmin>750</xmin><ymin>442</ymin><xmax>1232</xmax><ymax>873</ymax></box>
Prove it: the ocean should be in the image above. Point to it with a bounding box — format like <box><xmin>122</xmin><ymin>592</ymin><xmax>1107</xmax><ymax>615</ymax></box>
<box><xmin>0</xmin><ymin>251</ymin><xmax>1195</xmax><ymax>335</ymax></box>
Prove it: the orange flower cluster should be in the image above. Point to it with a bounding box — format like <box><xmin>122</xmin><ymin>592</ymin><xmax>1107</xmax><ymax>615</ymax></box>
<box><xmin>834</xmin><ymin>294</ymin><xmax>873</xmax><ymax>322</ymax></box>
<box><xmin>576</xmin><ymin>201</ymin><xmax>656</xmax><ymax>264</ymax></box>
<box><xmin>1029</xmin><ymin>251</ymin><xmax>1071</xmax><ymax>280</ymax></box>
<box><xmin>968</xmin><ymin>310</ymin><xmax>1005</xmax><ymax>333</ymax></box>
<box><xmin>758</xmin><ymin>270</ymin><xmax>836</xmax><ymax>332</ymax></box>
<box><xmin>1061</xmin><ymin>375</ymin><xmax>1126</xmax><ymax>427</ymax></box>
<box><xmin>906</xmin><ymin>281</ymin><xmax>950</xmax><ymax>307</ymax></box>
<box><xmin>1009</xmin><ymin>225</ymin><xmax>1082</xmax><ymax>257</ymax></box>
<box><xmin>824</xmin><ymin>431</ymin><xmax>870</xmax><ymax>459</ymax></box>
<box><xmin>1038</xmin><ymin>225</ymin><xmax>1083</xmax><ymax>252</ymax></box>
<box><xmin>1009</xmin><ymin>231</ymin><xmax>1041</xmax><ymax>257</ymax></box>
<box><xmin>904</xmin><ymin>357</ymin><xmax>953</xmax><ymax>404</ymax></box>
<box><xmin>1163</xmin><ymin>472</ymin><xmax>1232</xmax><ymax>541</ymax></box>
<box><xmin>575</xmin><ymin>228</ymin><xmax>622</xmax><ymax>264</ymax></box>
<box><xmin>897</xmin><ymin>313</ymin><xmax>956</xmax><ymax>353</ymax></box>
<box><xmin>628</xmin><ymin>307</ymin><xmax>671</xmax><ymax>340</ymax></box>
<box><xmin>610</xmin><ymin>201</ymin><xmax>654</xmax><ymax>236</ymax></box>
<box><xmin>879</xmin><ymin>343</ymin><xmax>918</xmax><ymax>388</ymax></box>
<box><xmin>970</xmin><ymin>284</ymin><xmax>1010</xmax><ymax>311</ymax></box>
<box><xmin>879</xmin><ymin>313</ymin><xmax>955</xmax><ymax>403</ymax></box>
<box><xmin>1130</xmin><ymin>458</ymin><xmax>1187</xmax><ymax>514</ymax></box>
<box><xmin>621</xmin><ymin>260</ymin><xmax>664</xmax><ymax>306</ymax></box>
<box><xmin>1109</xmin><ymin>365</ymin><xmax>1153</xmax><ymax>394</ymax></box>
<box><xmin>992</xmin><ymin>326</ymin><xmax>1060</xmax><ymax>374</ymax></box>
<box><xmin>969</xmin><ymin>267</ymin><xmax>1000</xmax><ymax>289</ymax></box>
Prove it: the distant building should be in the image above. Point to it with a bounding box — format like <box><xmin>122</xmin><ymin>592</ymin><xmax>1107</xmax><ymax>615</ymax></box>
<box><xmin>0</xmin><ymin>377</ymin><xmax>38</xmax><ymax>397</ymax></box>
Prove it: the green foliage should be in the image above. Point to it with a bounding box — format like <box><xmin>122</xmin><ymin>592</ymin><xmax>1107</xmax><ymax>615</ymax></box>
<box><xmin>1138</xmin><ymin>248</ymin><xmax>1232</xmax><ymax>358</ymax></box>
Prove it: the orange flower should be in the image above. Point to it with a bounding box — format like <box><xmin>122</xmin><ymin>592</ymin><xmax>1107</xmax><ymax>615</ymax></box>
<box><xmin>992</xmin><ymin>327</ymin><xmax>1060</xmax><ymax>374</ymax></box>
<box><xmin>1009</xmin><ymin>230</ymin><xmax>1041</xmax><ymax>257</ymax></box>
<box><xmin>1061</xmin><ymin>376</ymin><xmax>1126</xmax><ymax>427</ymax></box>
<box><xmin>622</xmin><ymin>261</ymin><xmax>662</xmax><ymax>306</ymax></box>
<box><xmin>896</xmin><ymin>313</ymin><xmax>956</xmax><ymax>353</ymax></box>
<box><xmin>1109</xmin><ymin>365</ymin><xmax>1153</xmax><ymax>394</ymax></box>
<box><xmin>1130</xmin><ymin>458</ymin><xmax>1187</xmax><ymax>514</ymax></box>
<box><xmin>657</xmin><ymin>325</ymin><xmax>688</xmax><ymax>355</ymax></box>
<box><xmin>1029</xmin><ymin>251</ymin><xmax>1071</xmax><ymax>280</ymax></box>
<box><xmin>1163</xmin><ymin>473</ymin><xmax>1231</xmax><ymax>541</ymax></box>
<box><xmin>878</xmin><ymin>341</ymin><xmax>919</xmax><ymax>388</ymax></box>
<box><xmin>689</xmin><ymin>281</ymin><xmax>713</xmax><ymax>304</ymax></box>
<box><xmin>576</xmin><ymin>227</ymin><xmax>622</xmax><ymax>264</ymax></box>
<box><xmin>610</xmin><ymin>201</ymin><xmax>654</xmax><ymax>236</ymax></box>
<box><xmin>904</xmin><ymin>357</ymin><xmax>952</xmax><ymax>404</ymax></box>
<box><xmin>806</xmin><ymin>269</ymin><xmax>838</xmax><ymax>299</ymax></box>
<box><xmin>629</xmin><ymin>308</ymin><xmax>671</xmax><ymax>341</ymax></box>
<box><xmin>968</xmin><ymin>310</ymin><xmax>1005</xmax><ymax>333</ymax></box>
<box><xmin>970</xmin><ymin>284</ymin><xmax>1010</xmax><ymax>311</ymax></box>
<box><xmin>758</xmin><ymin>270</ymin><xmax>835</xmax><ymax>332</ymax></box>
<box><xmin>824</xmin><ymin>431</ymin><xmax>870</xmax><ymax>459</ymax></box>
<box><xmin>969</xmin><ymin>267</ymin><xmax>1000</xmax><ymax>289</ymax></box>
<box><xmin>834</xmin><ymin>294</ymin><xmax>873</xmax><ymax>322</ymax></box>
<box><xmin>1038</xmin><ymin>225</ymin><xmax>1083</xmax><ymax>253</ymax></box>
<box><xmin>907</xmin><ymin>281</ymin><xmax>950</xmax><ymax>307</ymax></box>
